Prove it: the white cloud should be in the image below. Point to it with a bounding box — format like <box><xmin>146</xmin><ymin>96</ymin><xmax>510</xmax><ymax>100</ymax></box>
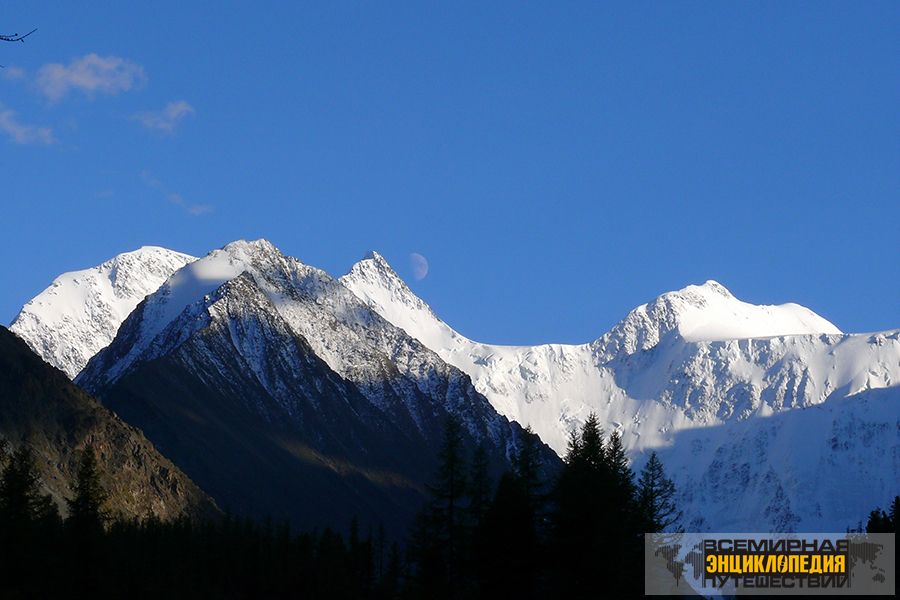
<box><xmin>141</xmin><ymin>170</ymin><xmax>213</xmax><ymax>217</ymax></box>
<box><xmin>132</xmin><ymin>100</ymin><xmax>195</xmax><ymax>133</ymax></box>
<box><xmin>187</xmin><ymin>203</ymin><xmax>213</xmax><ymax>216</ymax></box>
<box><xmin>0</xmin><ymin>104</ymin><xmax>55</xmax><ymax>145</ymax></box>
<box><xmin>1</xmin><ymin>66</ymin><xmax>26</xmax><ymax>81</ymax></box>
<box><xmin>36</xmin><ymin>54</ymin><xmax>146</xmax><ymax>102</ymax></box>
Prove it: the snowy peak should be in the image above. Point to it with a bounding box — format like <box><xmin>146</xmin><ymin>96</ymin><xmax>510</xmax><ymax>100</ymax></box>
<box><xmin>221</xmin><ymin>238</ymin><xmax>280</xmax><ymax>256</ymax></box>
<box><xmin>79</xmin><ymin>240</ymin><xmax>306</xmax><ymax>387</ymax></box>
<box><xmin>345</xmin><ymin>252</ymin><xmax>409</xmax><ymax>296</ymax></box>
<box><xmin>10</xmin><ymin>246</ymin><xmax>196</xmax><ymax>378</ymax></box>
<box><xmin>594</xmin><ymin>280</ymin><xmax>842</xmax><ymax>361</ymax></box>
<box><xmin>339</xmin><ymin>252</ymin><xmax>459</xmax><ymax>352</ymax></box>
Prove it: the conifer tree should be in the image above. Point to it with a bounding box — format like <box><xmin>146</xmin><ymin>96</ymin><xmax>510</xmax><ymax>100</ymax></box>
<box><xmin>433</xmin><ymin>415</ymin><xmax>467</xmax><ymax>587</ymax></box>
<box><xmin>866</xmin><ymin>507</ymin><xmax>892</xmax><ymax>533</ymax></box>
<box><xmin>466</xmin><ymin>444</ymin><xmax>492</xmax><ymax>527</ymax></box>
<box><xmin>891</xmin><ymin>496</ymin><xmax>900</xmax><ymax>534</ymax></box>
<box><xmin>476</xmin><ymin>472</ymin><xmax>539</xmax><ymax>599</ymax></box>
<box><xmin>577</xmin><ymin>413</ymin><xmax>605</xmax><ymax>469</ymax></box>
<box><xmin>549</xmin><ymin>416</ymin><xmax>649</xmax><ymax>597</ymax></box>
<box><xmin>514</xmin><ymin>426</ymin><xmax>543</xmax><ymax>514</ymax></box>
<box><xmin>564</xmin><ymin>426</ymin><xmax>582</xmax><ymax>464</ymax></box>
<box><xmin>549</xmin><ymin>414</ymin><xmax>608</xmax><ymax>596</ymax></box>
<box><xmin>605</xmin><ymin>430</ymin><xmax>635</xmax><ymax>499</ymax></box>
<box><xmin>0</xmin><ymin>445</ymin><xmax>58</xmax><ymax>528</ymax></box>
<box><xmin>637</xmin><ymin>451</ymin><xmax>680</xmax><ymax>532</ymax></box>
<box><xmin>410</xmin><ymin>416</ymin><xmax>468</xmax><ymax>599</ymax></box>
<box><xmin>0</xmin><ymin>445</ymin><xmax>59</xmax><ymax>595</ymax></box>
<box><xmin>66</xmin><ymin>446</ymin><xmax>109</xmax><ymax>535</ymax></box>
<box><xmin>378</xmin><ymin>542</ymin><xmax>403</xmax><ymax>599</ymax></box>
<box><xmin>606</xmin><ymin>431</ymin><xmax>646</xmax><ymax>595</ymax></box>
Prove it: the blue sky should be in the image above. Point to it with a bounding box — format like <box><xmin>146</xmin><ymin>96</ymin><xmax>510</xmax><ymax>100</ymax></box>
<box><xmin>2</xmin><ymin>2</ymin><xmax>897</xmax><ymax>344</ymax></box>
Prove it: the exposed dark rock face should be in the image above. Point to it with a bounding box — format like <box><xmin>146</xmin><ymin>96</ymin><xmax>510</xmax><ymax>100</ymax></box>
<box><xmin>0</xmin><ymin>326</ymin><xmax>217</xmax><ymax>521</ymax></box>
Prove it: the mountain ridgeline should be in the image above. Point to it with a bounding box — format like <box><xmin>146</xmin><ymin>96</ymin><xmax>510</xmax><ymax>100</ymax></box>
<box><xmin>75</xmin><ymin>240</ymin><xmax>556</xmax><ymax>533</ymax></box>
<box><xmin>11</xmin><ymin>239</ymin><xmax>899</xmax><ymax>533</ymax></box>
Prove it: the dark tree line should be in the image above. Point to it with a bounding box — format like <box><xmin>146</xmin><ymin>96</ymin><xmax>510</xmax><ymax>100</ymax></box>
<box><xmin>405</xmin><ymin>413</ymin><xmax>679</xmax><ymax>599</ymax></box>
<box><xmin>0</xmin><ymin>415</ymin><xmax>679</xmax><ymax>598</ymax></box>
<box><xmin>865</xmin><ymin>496</ymin><xmax>899</xmax><ymax>534</ymax></box>
<box><xmin>0</xmin><ymin>440</ymin><xmax>403</xmax><ymax>599</ymax></box>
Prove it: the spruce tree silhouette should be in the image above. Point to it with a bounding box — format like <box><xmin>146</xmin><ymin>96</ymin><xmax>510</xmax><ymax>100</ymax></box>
<box><xmin>65</xmin><ymin>446</ymin><xmax>109</xmax><ymax>596</ymax></box>
<box><xmin>0</xmin><ymin>445</ymin><xmax>60</xmax><ymax>595</ymax></box>
<box><xmin>66</xmin><ymin>446</ymin><xmax>109</xmax><ymax>536</ymax></box>
<box><xmin>637</xmin><ymin>451</ymin><xmax>681</xmax><ymax>532</ymax></box>
<box><xmin>514</xmin><ymin>426</ymin><xmax>545</xmax><ymax>518</ymax></box>
<box><xmin>410</xmin><ymin>415</ymin><xmax>468</xmax><ymax>600</ymax></box>
<box><xmin>466</xmin><ymin>444</ymin><xmax>492</xmax><ymax>527</ymax></box>
<box><xmin>865</xmin><ymin>497</ymin><xmax>898</xmax><ymax>534</ymax></box>
<box><xmin>891</xmin><ymin>496</ymin><xmax>900</xmax><ymax>535</ymax></box>
<box><xmin>602</xmin><ymin>430</ymin><xmax>642</xmax><ymax>596</ymax></box>
<box><xmin>476</xmin><ymin>472</ymin><xmax>539</xmax><ymax>599</ymax></box>
<box><xmin>548</xmin><ymin>414</ymin><xmax>651</xmax><ymax>598</ymax></box>
<box><xmin>0</xmin><ymin>445</ymin><xmax>58</xmax><ymax>528</ymax></box>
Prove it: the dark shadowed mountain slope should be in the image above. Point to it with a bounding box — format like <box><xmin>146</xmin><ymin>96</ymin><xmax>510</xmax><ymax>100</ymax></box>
<box><xmin>0</xmin><ymin>326</ymin><xmax>217</xmax><ymax>520</ymax></box>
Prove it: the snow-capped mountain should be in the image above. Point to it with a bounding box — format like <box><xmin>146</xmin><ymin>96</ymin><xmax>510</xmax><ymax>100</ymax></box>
<box><xmin>590</xmin><ymin>279</ymin><xmax>842</xmax><ymax>360</ymax></box>
<box><xmin>13</xmin><ymin>243</ymin><xmax>897</xmax><ymax>531</ymax></box>
<box><xmin>341</xmin><ymin>252</ymin><xmax>900</xmax><ymax>531</ymax></box>
<box><xmin>77</xmin><ymin>240</ymin><xmax>554</xmax><ymax>531</ymax></box>
<box><xmin>10</xmin><ymin>246</ymin><xmax>196</xmax><ymax>378</ymax></box>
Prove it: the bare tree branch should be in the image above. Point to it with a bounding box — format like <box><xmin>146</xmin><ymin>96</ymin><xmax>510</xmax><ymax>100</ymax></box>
<box><xmin>0</xmin><ymin>27</ymin><xmax>36</xmax><ymax>68</ymax></box>
<box><xmin>0</xmin><ymin>28</ymin><xmax>37</xmax><ymax>43</ymax></box>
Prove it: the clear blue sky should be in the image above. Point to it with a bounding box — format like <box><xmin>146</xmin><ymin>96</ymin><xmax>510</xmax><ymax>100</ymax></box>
<box><xmin>2</xmin><ymin>2</ymin><xmax>898</xmax><ymax>344</ymax></box>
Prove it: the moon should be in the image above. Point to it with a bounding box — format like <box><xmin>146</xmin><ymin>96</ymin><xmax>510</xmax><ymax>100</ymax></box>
<box><xmin>409</xmin><ymin>253</ymin><xmax>429</xmax><ymax>281</ymax></box>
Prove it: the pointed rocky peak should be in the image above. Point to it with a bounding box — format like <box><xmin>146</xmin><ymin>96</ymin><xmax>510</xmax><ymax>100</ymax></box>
<box><xmin>593</xmin><ymin>280</ymin><xmax>842</xmax><ymax>361</ymax></box>
<box><xmin>118</xmin><ymin>242</ymin><xmax>292</xmax><ymax>358</ymax></box>
<box><xmin>221</xmin><ymin>238</ymin><xmax>280</xmax><ymax>256</ymax></box>
<box><xmin>344</xmin><ymin>251</ymin><xmax>407</xmax><ymax>292</ymax></box>
<box><xmin>339</xmin><ymin>251</ymin><xmax>468</xmax><ymax>352</ymax></box>
<box><xmin>79</xmin><ymin>239</ymin><xmax>356</xmax><ymax>391</ymax></box>
<box><xmin>341</xmin><ymin>252</ymin><xmax>438</xmax><ymax>323</ymax></box>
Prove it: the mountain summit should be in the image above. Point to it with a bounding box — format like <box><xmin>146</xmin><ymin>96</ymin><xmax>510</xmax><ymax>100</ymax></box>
<box><xmin>10</xmin><ymin>246</ymin><xmax>196</xmax><ymax>378</ymax></box>
<box><xmin>594</xmin><ymin>280</ymin><xmax>842</xmax><ymax>361</ymax></box>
